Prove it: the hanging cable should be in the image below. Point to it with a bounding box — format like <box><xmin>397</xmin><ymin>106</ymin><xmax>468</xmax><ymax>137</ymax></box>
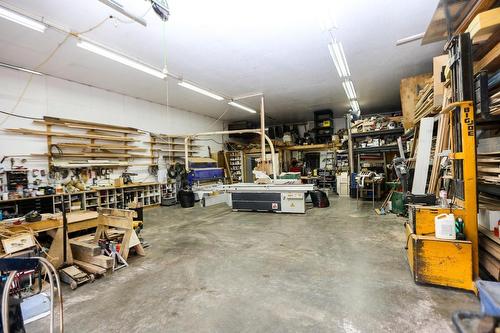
<box><xmin>0</xmin><ymin>110</ymin><xmax>42</xmax><ymax>120</ymax></box>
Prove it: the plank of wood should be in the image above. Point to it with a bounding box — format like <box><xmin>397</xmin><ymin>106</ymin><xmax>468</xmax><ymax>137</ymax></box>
<box><xmin>98</xmin><ymin>208</ymin><xmax>137</xmax><ymax>219</ymax></box>
<box><xmin>4</xmin><ymin>128</ymin><xmax>137</xmax><ymax>142</ymax></box>
<box><xmin>55</xmin><ymin>143</ymin><xmax>146</xmax><ymax>150</ymax></box>
<box><xmin>479</xmin><ymin>248</ymin><xmax>500</xmax><ymax>280</ymax></box>
<box><xmin>455</xmin><ymin>0</ymin><xmax>498</xmax><ymax>34</ymax></box>
<box><xmin>466</xmin><ymin>7</ymin><xmax>500</xmax><ymax>41</ymax></box>
<box><xmin>72</xmin><ymin>253</ymin><xmax>113</xmax><ymax>269</ymax></box>
<box><xmin>479</xmin><ymin>234</ymin><xmax>500</xmax><ymax>260</ymax></box>
<box><xmin>474</xmin><ymin>42</ymin><xmax>500</xmax><ymax>73</ymax></box>
<box><xmin>412</xmin><ymin>117</ymin><xmax>434</xmax><ymax>195</ymax></box>
<box><xmin>33</xmin><ymin>120</ymin><xmax>140</xmax><ymax>134</ymax></box>
<box><xmin>428</xmin><ymin>112</ymin><xmax>450</xmax><ymax>194</ymax></box>
<box><xmin>478</xmin><ymin>166</ymin><xmax>500</xmax><ymax>173</ymax></box>
<box><xmin>70</xmin><ymin>240</ymin><xmax>101</xmax><ymax>257</ymax></box>
<box><xmin>145</xmin><ymin>141</ymin><xmax>200</xmax><ymax>147</ymax></box>
<box><xmin>73</xmin><ymin>260</ymin><xmax>106</xmax><ymax>275</ymax></box>
<box><xmin>43</xmin><ymin>116</ymin><xmax>139</xmax><ymax>132</ymax></box>
<box><xmin>478</xmin><ymin>158</ymin><xmax>500</xmax><ymax>163</ymax></box>
<box><xmin>152</xmin><ymin>149</ymin><xmax>198</xmax><ymax>153</ymax></box>
<box><xmin>479</xmin><ymin>225</ymin><xmax>500</xmax><ymax>245</ymax></box>
<box><xmin>48</xmin><ymin>152</ymin><xmax>134</xmax><ymax>158</ymax></box>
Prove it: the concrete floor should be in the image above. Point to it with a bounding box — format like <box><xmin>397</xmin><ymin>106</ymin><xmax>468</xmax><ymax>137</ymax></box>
<box><xmin>29</xmin><ymin>196</ymin><xmax>479</xmax><ymax>332</ymax></box>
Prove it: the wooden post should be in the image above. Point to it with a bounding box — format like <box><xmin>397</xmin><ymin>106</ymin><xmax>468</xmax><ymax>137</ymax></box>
<box><xmin>46</xmin><ymin>124</ymin><xmax>52</xmax><ymax>169</ymax></box>
<box><xmin>260</xmin><ymin>95</ymin><xmax>266</xmax><ymax>172</ymax></box>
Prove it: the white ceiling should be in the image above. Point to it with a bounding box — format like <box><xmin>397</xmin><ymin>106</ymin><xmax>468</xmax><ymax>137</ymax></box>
<box><xmin>0</xmin><ymin>0</ymin><xmax>443</xmax><ymax>123</ymax></box>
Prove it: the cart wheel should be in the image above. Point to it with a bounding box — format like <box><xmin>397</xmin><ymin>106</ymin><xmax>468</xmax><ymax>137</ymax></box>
<box><xmin>89</xmin><ymin>274</ymin><xmax>95</xmax><ymax>282</ymax></box>
<box><xmin>70</xmin><ymin>281</ymin><xmax>78</xmax><ymax>290</ymax></box>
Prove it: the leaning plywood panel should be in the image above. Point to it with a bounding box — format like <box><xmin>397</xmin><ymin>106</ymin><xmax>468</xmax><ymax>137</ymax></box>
<box><xmin>412</xmin><ymin>117</ymin><xmax>434</xmax><ymax>194</ymax></box>
<box><xmin>400</xmin><ymin>73</ymin><xmax>432</xmax><ymax>129</ymax></box>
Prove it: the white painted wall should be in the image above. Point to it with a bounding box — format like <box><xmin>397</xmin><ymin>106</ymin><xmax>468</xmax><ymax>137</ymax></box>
<box><xmin>0</xmin><ymin>68</ymin><xmax>223</xmax><ymax>188</ymax></box>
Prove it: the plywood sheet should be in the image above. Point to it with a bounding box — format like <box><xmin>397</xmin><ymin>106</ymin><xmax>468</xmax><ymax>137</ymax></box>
<box><xmin>400</xmin><ymin>73</ymin><xmax>432</xmax><ymax>129</ymax></box>
<box><xmin>412</xmin><ymin>117</ymin><xmax>434</xmax><ymax>195</ymax></box>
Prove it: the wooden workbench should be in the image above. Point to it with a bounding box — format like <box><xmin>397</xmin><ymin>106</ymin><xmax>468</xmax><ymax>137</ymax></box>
<box><xmin>6</xmin><ymin>211</ymin><xmax>100</xmax><ymax>268</ymax></box>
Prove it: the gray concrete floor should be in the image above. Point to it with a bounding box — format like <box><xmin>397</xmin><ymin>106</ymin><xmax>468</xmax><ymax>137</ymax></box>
<box><xmin>29</xmin><ymin>196</ymin><xmax>479</xmax><ymax>332</ymax></box>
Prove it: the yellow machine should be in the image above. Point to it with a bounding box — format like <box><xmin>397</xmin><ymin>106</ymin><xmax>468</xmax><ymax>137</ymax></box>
<box><xmin>405</xmin><ymin>101</ymin><xmax>478</xmax><ymax>292</ymax></box>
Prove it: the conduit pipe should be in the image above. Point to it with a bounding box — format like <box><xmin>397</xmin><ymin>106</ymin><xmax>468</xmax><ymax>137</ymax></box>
<box><xmin>184</xmin><ymin>129</ymin><xmax>277</xmax><ymax>180</ymax></box>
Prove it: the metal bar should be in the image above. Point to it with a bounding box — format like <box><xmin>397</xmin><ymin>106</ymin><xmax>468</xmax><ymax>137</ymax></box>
<box><xmin>260</xmin><ymin>96</ymin><xmax>266</xmax><ymax>169</ymax></box>
<box><xmin>185</xmin><ymin>129</ymin><xmax>278</xmax><ymax>180</ymax></box>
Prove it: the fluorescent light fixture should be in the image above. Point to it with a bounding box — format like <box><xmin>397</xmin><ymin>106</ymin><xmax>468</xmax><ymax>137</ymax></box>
<box><xmin>178</xmin><ymin>81</ymin><xmax>224</xmax><ymax>101</ymax></box>
<box><xmin>0</xmin><ymin>6</ymin><xmax>46</xmax><ymax>33</ymax></box>
<box><xmin>350</xmin><ymin>100</ymin><xmax>360</xmax><ymax>111</ymax></box>
<box><xmin>228</xmin><ymin>101</ymin><xmax>257</xmax><ymax>114</ymax></box>
<box><xmin>77</xmin><ymin>40</ymin><xmax>166</xmax><ymax>79</ymax></box>
<box><xmin>328</xmin><ymin>40</ymin><xmax>350</xmax><ymax>78</ymax></box>
<box><xmin>342</xmin><ymin>80</ymin><xmax>357</xmax><ymax>100</ymax></box>
<box><xmin>97</xmin><ymin>0</ymin><xmax>147</xmax><ymax>26</ymax></box>
<box><xmin>0</xmin><ymin>62</ymin><xmax>42</xmax><ymax>76</ymax></box>
<box><xmin>396</xmin><ymin>32</ymin><xmax>425</xmax><ymax>46</ymax></box>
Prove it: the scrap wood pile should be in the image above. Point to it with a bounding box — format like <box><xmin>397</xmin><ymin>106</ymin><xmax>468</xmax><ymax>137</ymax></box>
<box><xmin>413</xmin><ymin>78</ymin><xmax>441</xmax><ymax>124</ymax></box>
<box><xmin>0</xmin><ymin>225</ymin><xmax>39</xmax><ymax>257</ymax></box>
<box><xmin>478</xmin><ymin>152</ymin><xmax>500</xmax><ymax>186</ymax></box>
<box><xmin>350</xmin><ymin>115</ymin><xmax>403</xmax><ymax>134</ymax></box>
<box><xmin>478</xmin><ymin>150</ymin><xmax>500</xmax><ymax>210</ymax></box>
<box><xmin>490</xmin><ymin>89</ymin><xmax>500</xmax><ymax>117</ymax></box>
<box><xmin>69</xmin><ymin>208</ymin><xmax>146</xmax><ymax>276</ymax></box>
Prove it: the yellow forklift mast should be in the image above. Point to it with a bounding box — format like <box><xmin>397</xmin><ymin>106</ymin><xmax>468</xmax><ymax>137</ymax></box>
<box><xmin>405</xmin><ymin>33</ymin><xmax>478</xmax><ymax>292</ymax></box>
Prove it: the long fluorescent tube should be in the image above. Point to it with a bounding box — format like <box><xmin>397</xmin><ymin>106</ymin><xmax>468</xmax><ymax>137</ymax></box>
<box><xmin>228</xmin><ymin>101</ymin><xmax>257</xmax><ymax>114</ymax></box>
<box><xmin>178</xmin><ymin>81</ymin><xmax>224</xmax><ymax>101</ymax></box>
<box><xmin>396</xmin><ymin>32</ymin><xmax>424</xmax><ymax>46</ymax></box>
<box><xmin>0</xmin><ymin>62</ymin><xmax>42</xmax><ymax>76</ymax></box>
<box><xmin>0</xmin><ymin>6</ymin><xmax>46</xmax><ymax>33</ymax></box>
<box><xmin>350</xmin><ymin>100</ymin><xmax>360</xmax><ymax>111</ymax></box>
<box><xmin>77</xmin><ymin>40</ymin><xmax>166</xmax><ymax>79</ymax></box>
<box><xmin>328</xmin><ymin>40</ymin><xmax>350</xmax><ymax>78</ymax></box>
<box><xmin>342</xmin><ymin>80</ymin><xmax>357</xmax><ymax>100</ymax></box>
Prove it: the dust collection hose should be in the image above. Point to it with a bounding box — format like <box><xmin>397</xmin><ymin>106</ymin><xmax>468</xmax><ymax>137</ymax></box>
<box><xmin>1</xmin><ymin>257</ymin><xmax>63</xmax><ymax>333</ymax></box>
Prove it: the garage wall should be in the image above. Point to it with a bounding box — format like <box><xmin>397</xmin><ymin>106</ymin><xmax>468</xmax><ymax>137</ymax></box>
<box><xmin>0</xmin><ymin>68</ymin><xmax>223</xmax><ymax>185</ymax></box>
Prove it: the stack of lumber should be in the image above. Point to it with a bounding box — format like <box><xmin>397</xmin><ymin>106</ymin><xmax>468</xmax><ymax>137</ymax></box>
<box><xmin>70</xmin><ymin>235</ymin><xmax>113</xmax><ymax>275</ymax></box>
<box><xmin>490</xmin><ymin>90</ymin><xmax>500</xmax><ymax>116</ymax></box>
<box><xmin>400</xmin><ymin>73</ymin><xmax>433</xmax><ymax>129</ymax></box>
<box><xmin>413</xmin><ymin>79</ymin><xmax>441</xmax><ymax>124</ymax></box>
<box><xmin>427</xmin><ymin>113</ymin><xmax>450</xmax><ymax>194</ymax></box>
<box><xmin>479</xmin><ymin>193</ymin><xmax>500</xmax><ymax>211</ymax></box>
<box><xmin>478</xmin><ymin>153</ymin><xmax>500</xmax><ymax>185</ymax></box>
<box><xmin>3</xmin><ymin>116</ymin><xmax>154</xmax><ymax>168</ymax></box>
<box><xmin>479</xmin><ymin>225</ymin><xmax>500</xmax><ymax>281</ymax></box>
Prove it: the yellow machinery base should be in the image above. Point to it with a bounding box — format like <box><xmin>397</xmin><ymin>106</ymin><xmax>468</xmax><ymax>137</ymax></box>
<box><xmin>408</xmin><ymin>205</ymin><xmax>465</xmax><ymax>235</ymax></box>
<box><xmin>405</xmin><ymin>223</ymin><xmax>475</xmax><ymax>292</ymax></box>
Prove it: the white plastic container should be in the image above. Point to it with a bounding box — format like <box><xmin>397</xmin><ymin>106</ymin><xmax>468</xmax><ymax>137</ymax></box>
<box><xmin>434</xmin><ymin>213</ymin><xmax>456</xmax><ymax>240</ymax></box>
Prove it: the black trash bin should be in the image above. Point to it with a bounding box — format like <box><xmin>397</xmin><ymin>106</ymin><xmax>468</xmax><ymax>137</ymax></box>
<box><xmin>178</xmin><ymin>189</ymin><xmax>195</xmax><ymax>208</ymax></box>
<box><xmin>309</xmin><ymin>190</ymin><xmax>330</xmax><ymax>208</ymax></box>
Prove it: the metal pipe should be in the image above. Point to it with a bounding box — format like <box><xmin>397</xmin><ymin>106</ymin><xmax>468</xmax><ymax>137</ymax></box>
<box><xmin>184</xmin><ymin>129</ymin><xmax>277</xmax><ymax>180</ymax></box>
<box><xmin>260</xmin><ymin>95</ymin><xmax>266</xmax><ymax>171</ymax></box>
<box><xmin>39</xmin><ymin>260</ymin><xmax>55</xmax><ymax>333</ymax></box>
<box><xmin>2</xmin><ymin>271</ymin><xmax>16</xmax><ymax>333</ymax></box>
<box><xmin>1</xmin><ymin>257</ymin><xmax>63</xmax><ymax>333</ymax></box>
<box><xmin>37</xmin><ymin>257</ymin><xmax>63</xmax><ymax>333</ymax></box>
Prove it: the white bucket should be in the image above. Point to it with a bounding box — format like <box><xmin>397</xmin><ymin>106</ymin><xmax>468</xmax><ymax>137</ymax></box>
<box><xmin>434</xmin><ymin>213</ymin><xmax>456</xmax><ymax>240</ymax></box>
